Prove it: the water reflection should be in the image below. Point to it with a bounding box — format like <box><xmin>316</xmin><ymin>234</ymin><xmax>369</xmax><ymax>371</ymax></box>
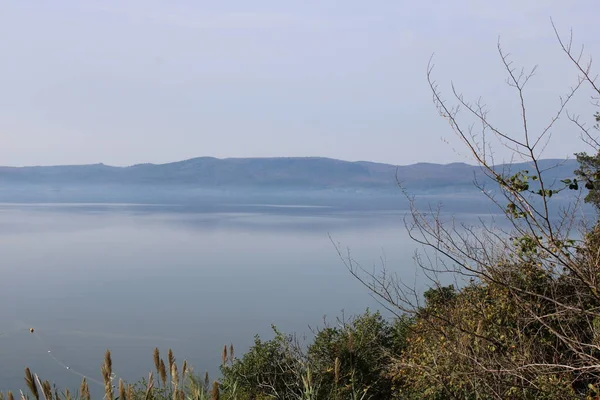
<box><xmin>0</xmin><ymin>204</ymin><xmax>411</xmax><ymax>395</ymax></box>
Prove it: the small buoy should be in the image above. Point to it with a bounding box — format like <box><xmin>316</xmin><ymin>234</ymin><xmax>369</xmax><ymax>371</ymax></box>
<box><xmin>66</xmin><ymin>367</ymin><xmax>70</xmax><ymax>370</ymax></box>
<box><xmin>29</xmin><ymin>328</ymin><xmax>34</xmax><ymax>333</ymax></box>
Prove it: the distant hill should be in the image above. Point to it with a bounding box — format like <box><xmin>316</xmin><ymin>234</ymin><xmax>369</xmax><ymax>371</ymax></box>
<box><xmin>0</xmin><ymin>157</ymin><xmax>581</xmax><ymax>192</ymax></box>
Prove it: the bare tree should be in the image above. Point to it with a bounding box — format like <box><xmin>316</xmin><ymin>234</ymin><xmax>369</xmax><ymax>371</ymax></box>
<box><xmin>334</xmin><ymin>19</ymin><xmax>600</xmax><ymax>399</ymax></box>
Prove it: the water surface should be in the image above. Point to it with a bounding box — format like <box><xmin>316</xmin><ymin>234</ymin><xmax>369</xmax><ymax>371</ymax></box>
<box><xmin>0</xmin><ymin>203</ymin><xmax>424</xmax><ymax>394</ymax></box>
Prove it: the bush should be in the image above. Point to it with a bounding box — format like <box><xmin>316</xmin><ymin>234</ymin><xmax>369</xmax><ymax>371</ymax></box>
<box><xmin>219</xmin><ymin>310</ymin><xmax>411</xmax><ymax>399</ymax></box>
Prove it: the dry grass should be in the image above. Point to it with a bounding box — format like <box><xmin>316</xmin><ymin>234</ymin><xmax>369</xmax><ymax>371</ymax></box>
<box><xmin>5</xmin><ymin>348</ymin><xmax>223</xmax><ymax>400</ymax></box>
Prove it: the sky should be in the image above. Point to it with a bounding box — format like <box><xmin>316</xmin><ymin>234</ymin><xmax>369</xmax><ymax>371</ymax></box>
<box><xmin>1</xmin><ymin>1</ymin><xmax>599</xmax><ymax>167</ymax></box>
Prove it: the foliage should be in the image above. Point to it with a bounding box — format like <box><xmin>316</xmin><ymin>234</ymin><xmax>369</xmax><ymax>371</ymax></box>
<box><xmin>218</xmin><ymin>311</ymin><xmax>411</xmax><ymax>399</ymax></box>
<box><xmin>329</xmin><ymin>18</ymin><xmax>600</xmax><ymax>400</ymax></box>
<box><xmin>574</xmin><ymin>112</ymin><xmax>600</xmax><ymax>206</ymax></box>
<box><xmin>393</xmin><ymin>279</ymin><xmax>590</xmax><ymax>399</ymax></box>
<box><xmin>219</xmin><ymin>326</ymin><xmax>310</xmax><ymax>399</ymax></box>
<box><xmin>306</xmin><ymin>310</ymin><xmax>408</xmax><ymax>399</ymax></box>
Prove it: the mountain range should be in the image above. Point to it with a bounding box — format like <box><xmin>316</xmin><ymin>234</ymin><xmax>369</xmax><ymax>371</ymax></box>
<box><xmin>0</xmin><ymin>157</ymin><xmax>585</xmax><ymax>210</ymax></box>
<box><xmin>0</xmin><ymin>157</ymin><xmax>581</xmax><ymax>191</ymax></box>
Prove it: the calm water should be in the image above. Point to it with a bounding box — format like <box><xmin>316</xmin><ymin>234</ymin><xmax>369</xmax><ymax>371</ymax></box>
<box><xmin>0</xmin><ymin>203</ymin><xmax>433</xmax><ymax>394</ymax></box>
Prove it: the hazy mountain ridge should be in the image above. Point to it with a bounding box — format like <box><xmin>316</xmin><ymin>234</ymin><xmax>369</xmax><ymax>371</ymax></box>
<box><xmin>0</xmin><ymin>157</ymin><xmax>581</xmax><ymax>191</ymax></box>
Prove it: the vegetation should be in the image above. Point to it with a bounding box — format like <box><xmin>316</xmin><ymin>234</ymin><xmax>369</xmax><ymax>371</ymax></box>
<box><xmin>336</xmin><ymin>19</ymin><xmax>600</xmax><ymax>399</ymax></box>
<box><xmin>218</xmin><ymin>311</ymin><xmax>410</xmax><ymax>399</ymax></box>
<box><xmin>6</xmin><ymin>19</ymin><xmax>600</xmax><ymax>400</ymax></box>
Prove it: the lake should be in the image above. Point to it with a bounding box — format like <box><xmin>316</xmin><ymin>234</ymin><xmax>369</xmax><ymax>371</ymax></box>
<box><xmin>0</xmin><ymin>202</ymin><xmax>439</xmax><ymax>395</ymax></box>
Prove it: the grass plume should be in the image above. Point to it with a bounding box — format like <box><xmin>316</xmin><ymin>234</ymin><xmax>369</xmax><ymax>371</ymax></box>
<box><xmin>153</xmin><ymin>348</ymin><xmax>161</xmax><ymax>382</ymax></box>
<box><xmin>181</xmin><ymin>360</ymin><xmax>187</xmax><ymax>383</ymax></box>
<box><xmin>210</xmin><ymin>382</ymin><xmax>219</xmax><ymax>400</ymax></box>
<box><xmin>101</xmin><ymin>350</ymin><xmax>113</xmax><ymax>400</ymax></box>
<box><xmin>144</xmin><ymin>372</ymin><xmax>154</xmax><ymax>400</ymax></box>
<box><xmin>167</xmin><ymin>349</ymin><xmax>175</xmax><ymax>376</ymax></box>
<box><xmin>39</xmin><ymin>379</ymin><xmax>51</xmax><ymax>400</ymax></box>
<box><xmin>220</xmin><ymin>346</ymin><xmax>227</xmax><ymax>366</ymax></box>
<box><xmin>159</xmin><ymin>359</ymin><xmax>167</xmax><ymax>388</ymax></box>
<box><xmin>24</xmin><ymin>368</ymin><xmax>39</xmax><ymax>400</ymax></box>
<box><xmin>118</xmin><ymin>379</ymin><xmax>125</xmax><ymax>400</ymax></box>
<box><xmin>80</xmin><ymin>379</ymin><xmax>90</xmax><ymax>400</ymax></box>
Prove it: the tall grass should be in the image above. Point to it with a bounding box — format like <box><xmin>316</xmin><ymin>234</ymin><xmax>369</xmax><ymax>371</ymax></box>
<box><xmin>6</xmin><ymin>348</ymin><xmax>221</xmax><ymax>400</ymax></box>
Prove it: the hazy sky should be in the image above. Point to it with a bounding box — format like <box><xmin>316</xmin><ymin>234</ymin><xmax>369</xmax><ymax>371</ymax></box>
<box><xmin>1</xmin><ymin>1</ymin><xmax>599</xmax><ymax>167</ymax></box>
